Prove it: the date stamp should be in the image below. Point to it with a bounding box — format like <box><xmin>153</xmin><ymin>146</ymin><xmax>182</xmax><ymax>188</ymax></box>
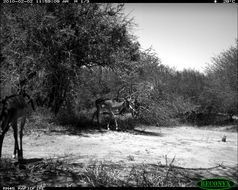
<box><xmin>3</xmin><ymin>0</ymin><xmax>33</xmax><ymax>3</ymax></box>
<box><xmin>3</xmin><ymin>0</ymin><xmax>89</xmax><ymax>2</ymax></box>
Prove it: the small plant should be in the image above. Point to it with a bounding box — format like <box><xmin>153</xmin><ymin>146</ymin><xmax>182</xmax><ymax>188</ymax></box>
<box><xmin>127</xmin><ymin>155</ymin><xmax>135</xmax><ymax>161</ymax></box>
<box><xmin>222</xmin><ymin>135</ymin><xmax>226</xmax><ymax>142</ymax></box>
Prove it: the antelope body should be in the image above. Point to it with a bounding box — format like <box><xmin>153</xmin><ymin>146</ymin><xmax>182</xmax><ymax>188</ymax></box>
<box><xmin>0</xmin><ymin>94</ymin><xmax>35</xmax><ymax>161</ymax></box>
<box><xmin>92</xmin><ymin>98</ymin><xmax>135</xmax><ymax>130</ymax></box>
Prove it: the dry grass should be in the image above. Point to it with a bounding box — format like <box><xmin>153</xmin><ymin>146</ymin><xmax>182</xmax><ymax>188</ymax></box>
<box><xmin>4</xmin><ymin>156</ymin><xmax>233</xmax><ymax>187</ymax></box>
<box><xmin>0</xmin><ymin>157</ymin><xmax>200</xmax><ymax>187</ymax></box>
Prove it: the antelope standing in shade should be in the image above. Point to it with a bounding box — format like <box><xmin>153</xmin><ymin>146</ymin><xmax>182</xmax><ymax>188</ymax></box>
<box><xmin>0</xmin><ymin>94</ymin><xmax>35</xmax><ymax>161</ymax></box>
<box><xmin>92</xmin><ymin>98</ymin><xmax>136</xmax><ymax>130</ymax></box>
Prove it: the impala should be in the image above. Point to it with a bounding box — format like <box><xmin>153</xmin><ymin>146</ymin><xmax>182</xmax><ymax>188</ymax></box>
<box><xmin>92</xmin><ymin>98</ymin><xmax>136</xmax><ymax>130</ymax></box>
<box><xmin>0</xmin><ymin>93</ymin><xmax>35</xmax><ymax>162</ymax></box>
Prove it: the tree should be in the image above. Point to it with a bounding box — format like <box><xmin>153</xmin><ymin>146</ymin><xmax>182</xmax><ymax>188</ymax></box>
<box><xmin>0</xmin><ymin>4</ymin><xmax>140</xmax><ymax>114</ymax></box>
<box><xmin>204</xmin><ymin>41</ymin><xmax>238</xmax><ymax>118</ymax></box>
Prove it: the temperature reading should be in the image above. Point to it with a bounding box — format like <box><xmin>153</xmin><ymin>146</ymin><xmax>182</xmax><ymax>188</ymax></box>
<box><xmin>223</xmin><ymin>0</ymin><xmax>235</xmax><ymax>3</ymax></box>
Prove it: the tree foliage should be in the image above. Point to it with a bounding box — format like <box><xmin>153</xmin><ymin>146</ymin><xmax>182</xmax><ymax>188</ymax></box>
<box><xmin>0</xmin><ymin>4</ymin><xmax>140</xmax><ymax>114</ymax></box>
<box><xmin>204</xmin><ymin>41</ymin><xmax>238</xmax><ymax>117</ymax></box>
<box><xmin>0</xmin><ymin>4</ymin><xmax>237</xmax><ymax>127</ymax></box>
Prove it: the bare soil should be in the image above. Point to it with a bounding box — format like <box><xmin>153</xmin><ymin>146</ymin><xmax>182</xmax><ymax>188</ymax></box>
<box><xmin>1</xmin><ymin>125</ymin><xmax>237</xmax><ymax>181</ymax></box>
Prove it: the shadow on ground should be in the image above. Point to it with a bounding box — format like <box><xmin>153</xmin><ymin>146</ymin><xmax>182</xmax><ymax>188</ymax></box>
<box><xmin>45</xmin><ymin>124</ymin><xmax>109</xmax><ymax>137</ymax></box>
<box><xmin>125</xmin><ymin>129</ymin><xmax>164</xmax><ymax>137</ymax></box>
<box><xmin>48</xmin><ymin>125</ymin><xmax>164</xmax><ymax>138</ymax></box>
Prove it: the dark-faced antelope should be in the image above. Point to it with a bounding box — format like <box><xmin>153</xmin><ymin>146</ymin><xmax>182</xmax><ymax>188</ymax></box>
<box><xmin>92</xmin><ymin>98</ymin><xmax>135</xmax><ymax>130</ymax></box>
<box><xmin>0</xmin><ymin>94</ymin><xmax>35</xmax><ymax>162</ymax></box>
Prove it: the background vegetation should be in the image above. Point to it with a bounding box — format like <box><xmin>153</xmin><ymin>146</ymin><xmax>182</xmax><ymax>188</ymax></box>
<box><xmin>0</xmin><ymin>4</ymin><xmax>237</xmax><ymax>128</ymax></box>
<box><xmin>0</xmin><ymin>4</ymin><xmax>237</xmax><ymax>188</ymax></box>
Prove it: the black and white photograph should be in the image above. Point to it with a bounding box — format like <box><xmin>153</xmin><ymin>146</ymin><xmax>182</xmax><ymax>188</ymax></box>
<box><xmin>0</xmin><ymin>3</ymin><xmax>237</xmax><ymax>188</ymax></box>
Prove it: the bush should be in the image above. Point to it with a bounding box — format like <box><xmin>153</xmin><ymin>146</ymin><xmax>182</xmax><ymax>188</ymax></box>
<box><xmin>135</xmin><ymin>91</ymin><xmax>196</xmax><ymax>126</ymax></box>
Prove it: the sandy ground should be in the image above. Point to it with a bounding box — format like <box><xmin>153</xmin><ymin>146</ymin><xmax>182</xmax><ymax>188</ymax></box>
<box><xmin>2</xmin><ymin>125</ymin><xmax>237</xmax><ymax>171</ymax></box>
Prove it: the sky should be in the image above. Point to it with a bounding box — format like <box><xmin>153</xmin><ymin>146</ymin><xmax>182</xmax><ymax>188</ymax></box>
<box><xmin>123</xmin><ymin>4</ymin><xmax>237</xmax><ymax>73</ymax></box>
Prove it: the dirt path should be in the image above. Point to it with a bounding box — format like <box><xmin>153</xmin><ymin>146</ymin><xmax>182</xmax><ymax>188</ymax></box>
<box><xmin>2</xmin><ymin>126</ymin><xmax>237</xmax><ymax>170</ymax></box>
